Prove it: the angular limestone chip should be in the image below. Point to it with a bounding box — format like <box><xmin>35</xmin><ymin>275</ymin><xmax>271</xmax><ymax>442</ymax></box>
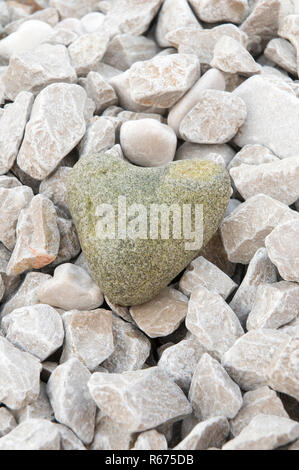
<box><xmin>220</xmin><ymin>194</ymin><xmax>299</xmax><ymax>264</ymax></box>
<box><xmin>81</xmin><ymin>71</ymin><xmax>118</xmax><ymax>113</ymax></box>
<box><xmin>200</xmin><ymin>232</ymin><xmax>235</xmax><ymax>279</ymax></box>
<box><xmin>280</xmin><ymin>316</ymin><xmax>299</xmax><ymax>338</ymax></box>
<box><xmin>39</xmin><ymin>167</ymin><xmax>72</xmax><ymax>218</ymax></box>
<box><xmin>14</xmin><ymin>382</ymin><xmax>54</xmax><ymax>423</ymax></box>
<box><xmin>55</xmin><ymin>423</ymin><xmax>86</xmax><ymax>450</ymax></box>
<box><xmin>0</xmin><ymin>92</ymin><xmax>33</xmax><ymax>175</ymax></box>
<box><xmin>88</xmin><ymin>367</ymin><xmax>192</xmax><ymax>432</ymax></box>
<box><xmin>0</xmin><ymin>419</ymin><xmax>61</xmax><ymax>450</ymax></box>
<box><xmin>179</xmin><ymin>256</ymin><xmax>237</xmax><ymax>299</ymax></box>
<box><xmin>68</xmin><ymin>31</ymin><xmax>110</xmax><ymax>76</ymax></box>
<box><xmin>6</xmin><ymin>195</ymin><xmax>60</xmax><ymax>276</ymax></box>
<box><xmin>189</xmin><ymin>353</ymin><xmax>242</xmax><ymax>420</ymax></box>
<box><xmin>49</xmin><ymin>0</ymin><xmax>100</xmax><ymax>19</ymax></box>
<box><xmin>228</xmin><ymin>144</ymin><xmax>279</xmax><ymax>170</ymax></box>
<box><xmin>189</xmin><ymin>0</ymin><xmax>249</xmax><ymax>24</ymax></box>
<box><xmin>230</xmin><ymin>386</ymin><xmax>289</xmax><ymax>436</ymax></box>
<box><xmin>128</xmin><ymin>54</ymin><xmax>200</xmax><ymax>108</ymax></box>
<box><xmin>78</xmin><ymin>116</ymin><xmax>116</xmax><ymax>159</ymax></box>
<box><xmin>2</xmin><ymin>44</ymin><xmax>77</xmax><ymax>100</ymax></box>
<box><xmin>91</xmin><ymin>416</ymin><xmax>135</xmax><ymax>450</ymax></box>
<box><xmin>132</xmin><ymin>430</ymin><xmax>168</xmax><ymax>450</ymax></box>
<box><xmin>130</xmin><ymin>287</ymin><xmax>188</xmax><ymax>338</ymax></box>
<box><xmin>179</xmin><ymin>90</ymin><xmax>247</xmax><ymax>144</ymax></box>
<box><xmin>223</xmin><ymin>414</ymin><xmax>299</xmax><ymax>450</ymax></box>
<box><xmin>186</xmin><ymin>286</ymin><xmax>243</xmax><ymax>360</ymax></box>
<box><xmin>17</xmin><ymin>83</ymin><xmax>87</xmax><ymax>180</ymax></box>
<box><xmin>0</xmin><ymin>336</ymin><xmax>41</xmax><ymax>410</ymax></box>
<box><xmin>264</xmin><ymin>38</ymin><xmax>297</xmax><ymax>75</ymax></box>
<box><xmin>47</xmin><ymin>358</ymin><xmax>96</xmax><ymax>445</ymax></box>
<box><xmin>38</xmin><ymin>263</ymin><xmax>104</xmax><ymax>311</ymax></box>
<box><xmin>104</xmin><ymin>296</ymin><xmax>134</xmax><ymax>324</ymax></box>
<box><xmin>4</xmin><ymin>7</ymin><xmax>59</xmax><ymax>34</ymax></box>
<box><xmin>50</xmin><ymin>216</ymin><xmax>80</xmax><ymax>267</ymax></box>
<box><xmin>0</xmin><ymin>407</ymin><xmax>17</xmax><ymax>437</ymax></box>
<box><xmin>103</xmin><ymin>34</ymin><xmax>158</xmax><ymax>71</ymax></box>
<box><xmin>268</xmin><ymin>337</ymin><xmax>299</xmax><ymax>400</ymax></box>
<box><xmin>265</xmin><ymin>219</ymin><xmax>299</xmax><ymax>283</ymax></box>
<box><xmin>174</xmin><ymin>416</ymin><xmax>229</xmax><ymax>450</ymax></box>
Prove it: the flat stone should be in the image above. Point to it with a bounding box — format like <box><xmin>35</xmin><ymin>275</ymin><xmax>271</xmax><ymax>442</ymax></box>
<box><xmin>2</xmin><ymin>43</ymin><xmax>77</xmax><ymax>100</ymax></box>
<box><xmin>0</xmin><ymin>419</ymin><xmax>61</xmax><ymax>450</ymax></box>
<box><xmin>39</xmin><ymin>167</ymin><xmax>72</xmax><ymax>218</ymax></box>
<box><xmin>128</xmin><ymin>54</ymin><xmax>200</xmax><ymax>109</ymax></box>
<box><xmin>102</xmin><ymin>314</ymin><xmax>151</xmax><ymax>373</ymax></box>
<box><xmin>90</xmin><ymin>416</ymin><xmax>135</xmax><ymax>450</ymax></box>
<box><xmin>47</xmin><ymin>358</ymin><xmax>96</xmax><ymax>444</ymax></box>
<box><xmin>88</xmin><ymin>367</ymin><xmax>192</xmax><ymax>432</ymax></box>
<box><xmin>174</xmin><ymin>416</ymin><xmax>229</xmax><ymax>450</ymax></box>
<box><xmin>168</xmin><ymin>68</ymin><xmax>225</xmax><ymax>136</ymax></box>
<box><xmin>221</xmin><ymin>194</ymin><xmax>299</xmax><ymax>264</ymax></box>
<box><xmin>17</xmin><ymin>83</ymin><xmax>87</xmax><ymax>180</ymax></box>
<box><xmin>186</xmin><ymin>286</ymin><xmax>243</xmax><ymax>360</ymax></box>
<box><xmin>130</xmin><ymin>287</ymin><xmax>188</xmax><ymax>338</ymax></box>
<box><xmin>0</xmin><ymin>407</ymin><xmax>17</xmax><ymax>437</ymax></box>
<box><xmin>60</xmin><ymin>309</ymin><xmax>114</xmax><ymax>370</ymax></box>
<box><xmin>179</xmin><ymin>255</ymin><xmax>237</xmax><ymax>299</ymax></box>
<box><xmin>189</xmin><ymin>0</ymin><xmax>249</xmax><ymax>24</ymax></box>
<box><xmin>120</xmin><ymin>119</ymin><xmax>177</xmax><ymax>167</ymax></box>
<box><xmin>78</xmin><ymin>116</ymin><xmax>116</xmax><ymax>159</ymax></box>
<box><xmin>176</xmin><ymin>142</ymin><xmax>235</xmax><ymax>167</ymax></box>
<box><xmin>6</xmin><ymin>195</ymin><xmax>60</xmax><ymax>276</ymax></box>
<box><xmin>222</xmin><ymin>329</ymin><xmax>290</xmax><ymax>391</ymax></box>
<box><xmin>80</xmin><ymin>71</ymin><xmax>117</xmax><ymax>113</ymax></box>
<box><xmin>0</xmin><ymin>92</ymin><xmax>33</xmax><ymax>174</ymax></box>
<box><xmin>223</xmin><ymin>414</ymin><xmax>299</xmax><ymax>450</ymax></box>
<box><xmin>0</xmin><ymin>336</ymin><xmax>41</xmax><ymax>410</ymax></box>
<box><xmin>229</xmin><ymin>248</ymin><xmax>277</xmax><ymax>327</ymax></box>
<box><xmin>265</xmin><ymin>38</ymin><xmax>297</xmax><ymax>75</ymax></box>
<box><xmin>228</xmin><ymin>144</ymin><xmax>279</xmax><ymax>170</ymax></box>
<box><xmin>179</xmin><ymin>90</ymin><xmax>247</xmax><ymax>144</ymax></box>
<box><xmin>38</xmin><ymin>263</ymin><xmax>104</xmax><ymax>311</ymax></box>
<box><xmin>132</xmin><ymin>430</ymin><xmax>168</xmax><ymax>450</ymax></box>
<box><xmin>2</xmin><ymin>304</ymin><xmax>64</xmax><ymax>361</ymax></box>
<box><xmin>233</xmin><ymin>76</ymin><xmax>299</xmax><ymax>159</ymax></box>
<box><xmin>265</xmin><ymin>219</ymin><xmax>299</xmax><ymax>283</ymax></box>
<box><xmin>268</xmin><ymin>337</ymin><xmax>299</xmax><ymax>400</ymax></box>
<box><xmin>49</xmin><ymin>0</ymin><xmax>99</xmax><ymax>19</ymax></box>
<box><xmin>80</xmin><ymin>12</ymin><xmax>105</xmax><ymax>33</ymax></box>
<box><xmin>230</xmin><ymin>386</ymin><xmax>289</xmax><ymax>436</ymax></box>
<box><xmin>14</xmin><ymin>382</ymin><xmax>54</xmax><ymax>423</ymax></box>
<box><xmin>50</xmin><ymin>216</ymin><xmax>80</xmax><ymax>267</ymax></box>
<box><xmin>68</xmin><ymin>31</ymin><xmax>110</xmax><ymax>76</ymax></box>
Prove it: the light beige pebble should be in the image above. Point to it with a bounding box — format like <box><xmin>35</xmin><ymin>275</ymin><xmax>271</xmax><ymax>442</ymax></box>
<box><xmin>222</xmin><ymin>328</ymin><xmax>290</xmax><ymax>391</ymax></box>
<box><xmin>102</xmin><ymin>314</ymin><xmax>151</xmax><ymax>373</ymax></box>
<box><xmin>47</xmin><ymin>358</ymin><xmax>96</xmax><ymax>445</ymax></box>
<box><xmin>166</xmin><ymin>24</ymin><xmax>247</xmax><ymax>65</ymax></box>
<box><xmin>278</xmin><ymin>14</ymin><xmax>299</xmax><ymax>55</ymax></box>
<box><xmin>80</xmin><ymin>12</ymin><xmax>105</xmax><ymax>33</ymax></box>
<box><xmin>158</xmin><ymin>333</ymin><xmax>206</xmax><ymax>393</ymax></box>
<box><xmin>88</xmin><ymin>367</ymin><xmax>192</xmax><ymax>432</ymax></box>
<box><xmin>79</xmin><ymin>116</ymin><xmax>116</xmax><ymax>159</ymax></box>
<box><xmin>155</xmin><ymin>0</ymin><xmax>200</xmax><ymax>48</ymax></box>
<box><xmin>132</xmin><ymin>430</ymin><xmax>168</xmax><ymax>450</ymax></box>
<box><xmin>90</xmin><ymin>416</ymin><xmax>135</xmax><ymax>450</ymax></box>
<box><xmin>38</xmin><ymin>263</ymin><xmax>104</xmax><ymax>311</ymax></box>
<box><xmin>130</xmin><ymin>287</ymin><xmax>188</xmax><ymax>338</ymax></box>
<box><xmin>247</xmin><ymin>281</ymin><xmax>299</xmax><ymax>330</ymax></box>
<box><xmin>0</xmin><ymin>336</ymin><xmax>41</xmax><ymax>410</ymax></box>
<box><xmin>6</xmin><ymin>195</ymin><xmax>60</xmax><ymax>276</ymax></box>
<box><xmin>103</xmin><ymin>34</ymin><xmax>158</xmax><ymax>72</ymax></box>
<box><xmin>229</xmin><ymin>248</ymin><xmax>277</xmax><ymax>327</ymax></box>
<box><xmin>186</xmin><ymin>286</ymin><xmax>244</xmax><ymax>360</ymax></box>
<box><xmin>174</xmin><ymin>416</ymin><xmax>230</xmax><ymax>450</ymax></box>
<box><xmin>230</xmin><ymin>386</ymin><xmax>289</xmax><ymax>437</ymax></box>
<box><xmin>211</xmin><ymin>35</ymin><xmax>261</xmax><ymax>76</ymax></box>
<box><xmin>228</xmin><ymin>144</ymin><xmax>279</xmax><ymax>170</ymax></box>
<box><xmin>1</xmin><ymin>272</ymin><xmax>51</xmax><ymax>318</ymax></box>
<box><xmin>223</xmin><ymin>414</ymin><xmax>299</xmax><ymax>450</ymax></box>
<box><xmin>55</xmin><ymin>423</ymin><xmax>86</xmax><ymax>450</ymax></box>
<box><xmin>230</xmin><ymin>156</ymin><xmax>299</xmax><ymax>205</ymax></box>
<box><xmin>5</xmin><ymin>7</ymin><xmax>59</xmax><ymax>35</ymax></box>
<box><xmin>55</xmin><ymin>17</ymin><xmax>84</xmax><ymax>35</ymax></box>
<box><xmin>6</xmin><ymin>1</ymin><xmax>33</xmax><ymax>21</ymax></box>
<box><xmin>265</xmin><ymin>219</ymin><xmax>299</xmax><ymax>283</ymax></box>
<box><xmin>60</xmin><ymin>309</ymin><xmax>114</xmax><ymax>371</ymax></box>
<box><xmin>0</xmin><ymin>184</ymin><xmax>33</xmax><ymax>251</ymax></box>
<box><xmin>104</xmin><ymin>296</ymin><xmax>134</xmax><ymax>324</ymax></box>
<box><xmin>179</xmin><ymin>90</ymin><xmax>247</xmax><ymax>144</ymax></box>
<box><xmin>175</xmin><ymin>142</ymin><xmax>235</xmax><ymax>167</ymax></box>
<box><xmin>233</xmin><ymin>75</ymin><xmax>299</xmax><ymax>159</ymax></box>
<box><xmin>220</xmin><ymin>194</ymin><xmax>299</xmax><ymax>264</ymax></box>
<box><xmin>68</xmin><ymin>31</ymin><xmax>110</xmax><ymax>76</ymax></box>
<box><xmin>0</xmin><ymin>418</ymin><xmax>61</xmax><ymax>450</ymax></box>
<box><xmin>0</xmin><ymin>407</ymin><xmax>17</xmax><ymax>437</ymax></box>
<box><xmin>189</xmin><ymin>0</ymin><xmax>249</xmax><ymax>24</ymax></box>
<box><xmin>168</xmin><ymin>68</ymin><xmax>225</xmax><ymax>136</ymax></box>
<box><xmin>264</xmin><ymin>38</ymin><xmax>297</xmax><ymax>75</ymax></box>
<box><xmin>50</xmin><ymin>216</ymin><xmax>80</xmax><ymax>267</ymax></box>
<box><xmin>14</xmin><ymin>382</ymin><xmax>54</xmax><ymax>424</ymax></box>
<box><xmin>268</xmin><ymin>336</ymin><xmax>299</xmax><ymax>400</ymax></box>
<box><xmin>93</xmin><ymin>62</ymin><xmax>122</xmax><ymax>83</ymax></box>
<box><xmin>17</xmin><ymin>83</ymin><xmax>87</xmax><ymax>180</ymax></box>
<box><xmin>279</xmin><ymin>315</ymin><xmax>299</xmax><ymax>338</ymax></box>
<box><xmin>189</xmin><ymin>353</ymin><xmax>242</xmax><ymax>420</ymax></box>
<box><xmin>0</xmin><ymin>92</ymin><xmax>33</xmax><ymax>175</ymax></box>
<box><xmin>49</xmin><ymin>0</ymin><xmax>99</xmax><ymax>19</ymax></box>
<box><xmin>0</xmin><ymin>175</ymin><xmax>21</xmax><ymax>189</ymax></box>
<box><xmin>0</xmin><ymin>2</ymin><xmax>10</xmax><ymax>26</ymax></box>
<box><xmin>120</xmin><ymin>119</ymin><xmax>177</xmax><ymax>167</ymax></box>
<box><xmin>80</xmin><ymin>71</ymin><xmax>118</xmax><ymax>114</ymax></box>
<box><xmin>39</xmin><ymin>167</ymin><xmax>72</xmax><ymax>218</ymax></box>
<box><xmin>3</xmin><ymin>43</ymin><xmax>77</xmax><ymax>101</ymax></box>
<box><xmin>2</xmin><ymin>304</ymin><xmax>64</xmax><ymax>361</ymax></box>
<box><xmin>128</xmin><ymin>53</ymin><xmax>200</xmax><ymax>109</ymax></box>
<box><xmin>47</xmin><ymin>27</ymin><xmax>78</xmax><ymax>46</ymax></box>
<box><xmin>179</xmin><ymin>255</ymin><xmax>237</xmax><ymax>299</ymax></box>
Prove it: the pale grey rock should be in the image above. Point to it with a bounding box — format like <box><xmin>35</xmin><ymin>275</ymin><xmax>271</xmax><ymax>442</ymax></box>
<box><xmin>268</xmin><ymin>336</ymin><xmax>299</xmax><ymax>400</ymax></box>
<box><xmin>5</xmin><ymin>7</ymin><xmax>59</xmax><ymax>34</ymax></box>
<box><xmin>104</xmin><ymin>296</ymin><xmax>134</xmax><ymax>324</ymax></box>
<box><xmin>79</xmin><ymin>116</ymin><xmax>116</xmax><ymax>159</ymax></box>
<box><xmin>17</xmin><ymin>83</ymin><xmax>87</xmax><ymax>180</ymax></box>
<box><xmin>38</xmin><ymin>263</ymin><xmax>104</xmax><ymax>311</ymax></box>
<box><xmin>175</xmin><ymin>142</ymin><xmax>235</xmax><ymax>167</ymax></box>
<box><xmin>47</xmin><ymin>27</ymin><xmax>78</xmax><ymax>46</ymax></box>
<box><xmin>189</xmin><ymin>0</ymin><xmax>249</xmax><ymax>24</ymax></box>
<box><xmin>91</xmin><ymin>416</ymin><xmax>135</xmax><ymax>450</ymax></box>
<box><xmin>225</xmin><ymin>199</ymin><xmax>241</xmax><ymax>217</ymax></box>
<box><xmin>0</xmin><ymin>336</ymin><xmax>41</xmax><ymax>410</ymax></box>
<box><xmin>174</xmin><ymin>416</ymin><xmax>229</xmax><ymax>450</ymax></box>
<box><xmin>93</xmin><ymin>62</ymin><xmax>122</xmax><ymax>82</ymax></box>
<box><xmin>47</xmin><ymin>358</ymin><xmax>96</xmax><ymax>444</ymax></box>
<box><xmin>228</xmin><ymin>144</ymin><xmax>279</xmax><ymax>170</ymax></box>
<box><xmin>80</xmin><ymin>12</ymin><xmax>105</xmax><ymax>33</ymax></box>
<box><xmin>0</xmin><ymin>407</ymin><xmax>17</xmax><ymax>437</ymax></box>
<box><xmin>132</xmin><ymin>430</ymin><xmax>168</xmax><ymax>450</ymax></box>
<box><xmin>264</xmin><ymin>38</ymin><xmax>297</xmax><ymax>75</ymax></box>
<box><xmin>39</xmin><ymin>167</ymin><xmax>72</xmax><ymax>218</ymax></box>
<box><xmin>50</xmin><ymin>216</ymin><xmax>80</xmax><ymax>267</ymax></box>
<box><xmin>103</xmin><ymin>34</ymin><xmax>158</xmax><ymax>71</ymax></box>
<box><xmin>14</xmin><ymin>382</ymin><xmax>54</xmax><ymax>423</ymax></box>
<box><xmin>68</xmin><ymin>31</ymin><xmax>110</xmax><ymax>76</ymax></box>
<box><xmin>54</xmin><ymin>423</ymin><xmax>86</xmax><ymax>450</ymax></box>
<box><xmin>0</xmin><ymin>419</ymin><xmax>61</xmax><ymax>450</ymax></box>
<box><xmin>49</xmin><ymin>0</ymin><xmax>100</xmax><ymax>19</ymax></box>
<box><xmin>55</xmin><ymin>17</ymin><xmax>84</xmax><ymax>35</ymax></box>
<box><xmin>81</xmin><ymin>71</ymin><xmax>118</xmax><ymax>113</ymax></box>
<box><xmin>88</xmin><ymin>367</ymin><xmax>192</xmax><ymax>432</ymax></box>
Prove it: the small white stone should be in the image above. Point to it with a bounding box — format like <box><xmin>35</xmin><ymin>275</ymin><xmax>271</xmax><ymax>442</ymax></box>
<box><xmin>120</xmin><ymin>119</ymin><xmax>177</xmax><ymax>167</ymax></box>
<box><xmin>55</xmin><ymin>17</ymin><xmax>84</xmax><ymax>35</ymax></box>
<box><xmin>265</xmin><ymin>38</ymin><xmax>297</xmax><ymax>75</ymax></box>
<box><xmin>81</xmin><ymin>71</ymin><xmax>118</xmax><ymax>114</ymax></box>
<box><xmin>268</xmin><ymin>336</ymin><xmax>299</xmax><ymax>400</ymax></box>
<box><xmin>14</xmin><ymin>382</ymin><xmax>54</xmax><ymax>423</ymax></box>
<box><xmin>49</xmin><ymin>0</ymin><xmax>100</xmax><ymax>19</ymax></box>
<box><xmin>132</xmin><ymin>430</ymin><xmax>168</xmax><ymax>450</ymax></box>
<box><xmin>175</xmin><ymin>142</ymin><xmax>235</xmax><ymax>167</ymax></box>
<box><xmin>91</xmin><ymin>416</ymin><xmax>135</xmax><ymax>450</ymax></box>
<box><xmin>79</xmin><ymin>116</ymin><xmax>116</xmax><ymax>159</ymax></box>
<box><xmin>39</xmin><ymin>166</ymin><xmax>72</xmax><ymax>218</ymax></box>
<box><xmin>228</xmin><ymin>144</ymin><xmax>279</xmax><ymax>170</ymax></box>
<box><xmin>47</xmin><ymin>358</ymin><xmax>96</xmax><ymax>444</ymax></box>
<box><xmin>51</xmin><ymin>216</ymin><xmax>80</xmax><ymax>267</ymax></box>
<box><xmin>5</xmin><ymin>7</ymin><xmax>59</xmax><ymax>35</ymax></box>
<box><xmin>189</xmin><ymin>0</ymin><xmax>249</xmax><ymax>24</ymax></box>
<box><xmin>174</xmin><ymin>416</ymin><xmax>229</xmax><ymax>450</ymax></box>
<box><xmin>68</xmin><ymin>31</ymin><xmax>110</xmax><ymax>76</ymax></box>
<box><xmin>38</xmin><ymin>263</ymin><xmax>104</xmax><ymax>311</ymax></box>
<box><xmin>55</xmin><ymin>423</ymin><xmax>86</xmax><ymax>450</ymax></box>
<box><xmin>0</xmin><ymin>419</ymin><xmax>61</xmax><ymax>450</ymax></box>
<box><xmin>0</xmin><ymin>407</ymin><xmax>17</xmax><ymax>437</ymax></box>
<box><xmin>80</xmin><ymin>12</ymin><xmax>105</xmax><ymax>33</ymax></box>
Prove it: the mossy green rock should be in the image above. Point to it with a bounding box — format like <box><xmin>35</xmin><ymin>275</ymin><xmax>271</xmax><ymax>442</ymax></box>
<box><xmin>67</xmin><ymin>153</ymin><xmax>231</xmax><ymax>306</ymax></box>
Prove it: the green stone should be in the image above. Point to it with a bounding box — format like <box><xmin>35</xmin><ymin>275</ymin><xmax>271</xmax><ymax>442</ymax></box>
<box><xmin>67</xmin><ymin>153</ymin><xmax>231</xmax><ymax>306</ymax></box>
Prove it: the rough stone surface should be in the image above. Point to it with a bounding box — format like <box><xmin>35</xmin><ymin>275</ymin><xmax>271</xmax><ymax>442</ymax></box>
<box><xmin>0</xmin><ymin>407</ymin><xmax>17</xmax><ymax>437</ymax></box>
<box><xmin>228</xmin><ymin>144</ymin><xmax>279</xmax><ymax>170</ymax></box>
<box><xmin>174</xmin><ymin>416</ymin><xmax>230</xmax><ymax>450</ymax></box>
<box><xmin>268</xmin><ymin>337</ymin><xmax>299</xmax><ymax>400</ymax></box>
<box><xmin>212</xmin><ymin>35</ymin><xmax>261</xmax><ymax>76</ymax></box>
<box><xmin>78</xmin><ymin>116</ymin><xmax>116</xmax><ymax>159</ymax></box>
<box><xmin>14</xmin><ymin>382</ymin><xmax>54</xmax><ymax>423</ymax></box>
<box><xmin>68</xmin><ymin>31</ymin><xmax>110</xmax><ymax>75</ymax></box>
<box><xmin>50</xmin><ymin>216</ymin><xmax>80</xmax><ymax>267</ymax></box>
<box><xmin>0</xmin><ymin>419</ymin><xmax>61</xmax><ymax>450</ymax></box>
<box><xmin>176</xmin><ymin>142</ymin><xmax>235</xmax><ymax>168</ymax></box>
<box><xmin>39</xmin><ymin>167</ymin><xmax>72</xmax><ymax>218</ymax></box>
<box><xmin>91</xmin><ymin>416</ymin><xmax>135</xmax><ymax>450</ymax></box>
<box><xmin>189</xmin><ymin>0</ymin><xmax>249</xmax><ymax>24</ymax></box>
<box><xmin>132</xmin><ymin>430</ymin><xmax>168</xmax><ymax>450</ymax></box>
<box><xmin>49</xmin><ymin>0</ymin><xmax>99</xmax><ymax>19</ymax></box>
<box><xmin>264</xmin><ymin>38</ymin><xmax>297</xmax><ymax>75</ymax></box>
<box><xmin>81</xmin><ymin>71</ymin><xmax>117</xmax><ymax>113</ymax></box>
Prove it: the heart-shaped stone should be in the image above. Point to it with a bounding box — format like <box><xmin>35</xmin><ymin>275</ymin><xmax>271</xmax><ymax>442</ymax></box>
<box><xmin>67</xmin><ymin>153</ymin><xmax>230</xmax><ymax>306</ymax></box>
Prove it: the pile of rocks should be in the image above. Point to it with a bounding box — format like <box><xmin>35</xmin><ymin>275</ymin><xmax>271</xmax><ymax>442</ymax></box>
<box><xmin>0</xmin><ymin>0</ymin><xmax>298</xmax><ymax>451</ymax></box>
